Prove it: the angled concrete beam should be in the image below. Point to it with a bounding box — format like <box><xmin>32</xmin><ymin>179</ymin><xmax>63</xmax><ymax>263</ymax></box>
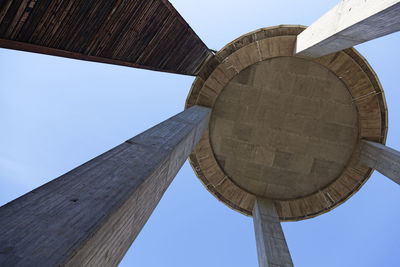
<box><xmin>253</xmin><ymin>198</ymin><xmax>294</xmax><ymax>267</ymax></box>
<box><xmin>359</xmin><ymin>139</ymin><xmax>400</xmax><ymax>186</ymax></box>
<box><xmin>296</xmin><ymin>0</ymin><xmax>400</xmax><ymax>57</ymax></box>
<box><xmin>0</xmin><ymin>105</ymin><xmax>210</xmax><ymax>267</ymax></box>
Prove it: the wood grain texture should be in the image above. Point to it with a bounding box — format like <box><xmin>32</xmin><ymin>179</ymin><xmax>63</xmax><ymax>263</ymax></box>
<box><xmin>185</xmin><ymin>25</ymin><xmax>388</xmax><ymax>221</ymax></box>
<box><xmin>0</xmin><ymin>105</ymin><xmax>210</xmax><ymax>267</ymax></box>
<box><xmin>0</xmin><ymin>0</ymin><xmax>211</xmax><ymax>75</ymax></box>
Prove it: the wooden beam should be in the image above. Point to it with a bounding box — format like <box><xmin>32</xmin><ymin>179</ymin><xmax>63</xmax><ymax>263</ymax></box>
<box><xmin>0</xmin><ymin>105</ymin><xmax>210</xmax><ymax>266</ymax></box>
<box><xmin>295</xmin><ymin>0</ymin><xmax>400</xmax><ymax>57</ymax></box>
<box><xmin>0</xmin><ymin>38</ymin><xmax>195</xmax><ymax>75</ymax></box>
<box><xmin>253</xmin><ymin>198</ymin><xmax>294</xmax><ymax>267</ymax></box>
<box><xmin>360</xmin><ymin>140</ymin><xmax>400</xmax><ymax>186</ymax></box>
<box><xmin>0</xmin><ymin>0</ymin><xmax>211</xmax><ymax>75</ymax></box>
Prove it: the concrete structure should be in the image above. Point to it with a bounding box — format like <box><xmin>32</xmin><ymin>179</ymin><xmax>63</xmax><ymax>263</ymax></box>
<box><xmin>185</xmin><ymin>25</ymin><xmax>391</xmax><ymax>266</ymax></box>
<box><xmin>360</xmin><ymin>140</ymin><xmax>400</xmax><ymax>186</ymax></box>
<box><xmin>296</xmin><ymin>0</ymin><xmax>400</xmax><ymax>57</ymax></box>
<box><xmin>0</xmin><ymin>105</ymin><xmax>210</xmax><ymax>266</ymax></box>
<box><xmin>253</xmin><ymin>198</ymin><xmax>293</xmax><ymax>267</ymax></box>
<box><xmin>1</xmin><ymin>1</ymin><xmax>400</xmax><ymax>266</ymax></box>
<box><xmin>186</xmin><ymin>25</ymin><xmax>387</xmax><ymax>221</ymax></box>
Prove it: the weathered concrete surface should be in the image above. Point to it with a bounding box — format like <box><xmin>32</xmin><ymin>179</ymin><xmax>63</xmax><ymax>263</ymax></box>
<box><xmin>296</xmin><ymin>0</ymin><xmax>400</xmax><ymax>57</ymax></box>
<box><xmin>186</xmin><ymin>25</ymin><xmax>388</xmax><ymax>220</ymax></box>
<box><xmin>360</xmin><ymin>140</ymin><xmax>400</xmax><ymax>186</ymax></box>
<box><xmin>0</xmin><ymin>105</ymin><xmax>210</xmax><ymax>267</ymax></box>
<box><xmin>210</xmin><ymin>56</ymin><xmax>358</xmax><ymax>200</ymax></box>
<box><xmin>253</xmin><ymin>198</ymin><xmax>293</xmax><ymax>267</ymax></box>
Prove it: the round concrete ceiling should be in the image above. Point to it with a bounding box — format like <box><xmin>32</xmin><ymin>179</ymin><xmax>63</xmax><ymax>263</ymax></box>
<box><xmin>185</xmin><ymin>25</ymin><xmax>387</xmax><ymax>221</ymax></box>
<box><xmin>210</xmin><ymin>57</ymin><xmax>358</xmax><ymax>200</ymax></box>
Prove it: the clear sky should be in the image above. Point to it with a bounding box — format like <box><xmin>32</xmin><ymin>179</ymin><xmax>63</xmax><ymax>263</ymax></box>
<box><xmin>1</xmin><ymin>1</ymin><xmax>400</xmax><ymax>266</ymax></box>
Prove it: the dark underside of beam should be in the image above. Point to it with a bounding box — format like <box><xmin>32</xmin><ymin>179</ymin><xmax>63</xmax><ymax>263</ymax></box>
<box><xmin>0</xmin><ymin>0</ymin><xmax>211</xmax><ymax>75</ymax></box>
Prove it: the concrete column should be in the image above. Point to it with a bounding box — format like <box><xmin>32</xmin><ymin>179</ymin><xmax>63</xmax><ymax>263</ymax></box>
<box><xmin>0</xmin><ymin>105</ymin><xmax>210</xmax><ymax>267</ymax></box>
<box><xmin>253</xmin><ymin>198</ymin><xmax>293</xmax><ymax>267</ymax></box>
<box><xmin>295</xmin><ymin>0</ymin><xmax>400</xmax><ymax>57</ymax></box>
<box><xmin>359</xmin><ymin>139</ymin><xmax>400</xmax><ymax>186</ymax></box>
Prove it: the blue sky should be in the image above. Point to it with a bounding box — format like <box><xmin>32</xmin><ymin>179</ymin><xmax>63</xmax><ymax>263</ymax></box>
<box><xmin>1</xmin><ymin>1</ymin><xmax>400</xmax><ymax>266</ymax></box>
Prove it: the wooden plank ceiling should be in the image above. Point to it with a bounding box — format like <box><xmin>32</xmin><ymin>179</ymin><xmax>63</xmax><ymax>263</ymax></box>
<box><xmin>0</xmin><ymin>0</ymin><xmax>211</xmax><ymax>75</ymax></box>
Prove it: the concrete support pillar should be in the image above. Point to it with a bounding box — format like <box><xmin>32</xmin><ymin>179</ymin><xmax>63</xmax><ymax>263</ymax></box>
<box><xmin>253</xmin><ymin>198</ymin><xmax>293</xmax><ymax>267</ymax></box>
<box><xmin>0</xmin><ymin>105</ymin><xmax>210</xmax><ymax>267</ymax></box>
<box><xmin>359</xmin><ymin>139</ymin><xmax>400</xmax><ymax>186</ymax></box>
<box><xmin>295</xmin><ymin>0</ymin><xmax>400</xmax><ymax>57</ymax></box>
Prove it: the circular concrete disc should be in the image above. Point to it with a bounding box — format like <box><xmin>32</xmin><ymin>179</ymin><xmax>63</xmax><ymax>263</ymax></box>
<box><xmin>210</xmin><ymin>57</ymin><xmax>358</xmax><ymax>199</ymax></box>
<box><xmin>185</xmin><ymin>26</ymin><xmax>387</xmax><ymax>221</ymax></box>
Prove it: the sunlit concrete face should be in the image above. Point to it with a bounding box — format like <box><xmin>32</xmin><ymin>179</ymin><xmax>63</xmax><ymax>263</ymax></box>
<box><xmin>210</xmin><ymin>57</ymin><xmax>359</xmax><ymax>199</ymax></box>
